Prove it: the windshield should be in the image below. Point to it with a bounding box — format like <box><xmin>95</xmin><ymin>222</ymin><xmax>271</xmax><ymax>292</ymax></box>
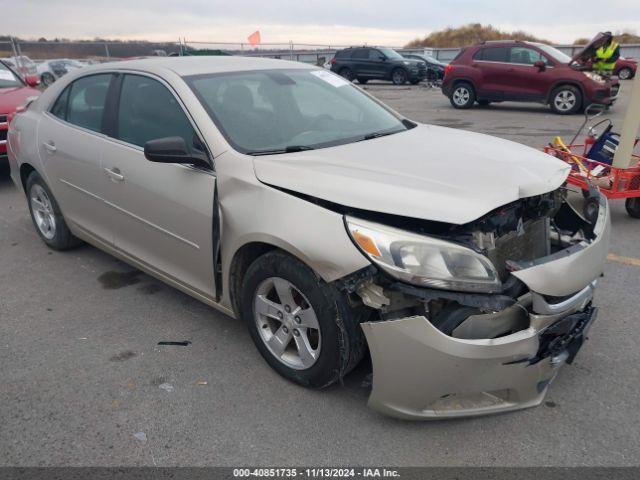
<box><xmin>187</xmin><ymin>69</ymin><xmax>410</xmax><ymax>154</ymax></box>
<box><xmin>0</xmin><ymin>62</ymin><xmax>22</xmax><ymax>88</ymax></box>
<box><xmin>379</xmin><ymin>47</ymin><xmax>403</xmax><ymax>60</ymax></box>
<box><xmin>533</xmin><ymin>44</ymin><xmax>572</xmax><ymax>64</ymax></box>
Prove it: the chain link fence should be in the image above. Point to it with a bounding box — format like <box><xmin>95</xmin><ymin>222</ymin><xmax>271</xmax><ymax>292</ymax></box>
<box><xmin>2</xmin><ymin>37</ymin><xmax>638</xmax><ymax>83</ymax></box>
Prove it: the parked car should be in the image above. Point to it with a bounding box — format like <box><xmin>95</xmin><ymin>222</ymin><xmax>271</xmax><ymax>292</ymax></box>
<box><xmin>1</xmin><ymin>55</ymin><xmax>38</xmax><ymax>77</ymax></box>
<box><xmin>0</xmin><ymin>60</ymin><xmax>40</xmax><ymax>172</ymax></box>
<box><xmin>330</xmin><ymin>46</ymin><xmax>426</xmax><ymax>85</ymax></box>
<box><xmin>442</xmin><ymin>37</ymin><xmax>620</xmax><ymax>114</ymax></box>
<box><xmin>614</xmin><ymin>57</ymin><xmax>637</xmax><ymax>80</ymax></box>
<box><xmin>8</xmin><ymin>57</ymin><xmax>609</xmax><ymax>419</ymax></box>
<box><xmin>37</xmin><ymin>59</ymin><xmax>84</xmax><ymax>86</ymax></box>
<box><xmin>402</xmin><ymin>53</ymin><xmax>445</xmax><ymax>82</ymax></box>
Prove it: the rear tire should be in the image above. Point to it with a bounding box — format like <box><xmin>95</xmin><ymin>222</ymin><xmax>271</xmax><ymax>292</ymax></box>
<box><xmin>550</xmin><ymin>85</ymin><xmax>582</xmax><ymax>115</ymax></box>
<box><xmin>449</xmin><ymin>82</ymin><xmax>475</xmax><ymax>109</ymax></box>
<box><xmin>618</xmin><ymin>67</ymin><xmax>633</xmax><ymax>80</ymax></box>
<box><xmin>391</xmin><ymin>68</ymin><xmax>407</xmax><ymax>85</ymax></box>
<box><xmin>625</xmin><ymin>198</ymin><xmax>640</xmax><ymax>218</ymax></box>
<box><xmin>240</xmin><ymin>250</ymin><xmax>366</xmax><ymax>388</ymax></box>
<box><xmin>339</xmin><ymin>67</ymin><xmax>354</xmax><ymax>82</ymax></box>
<box><xmin>26</xmin><ymin>171</ymin><xmax>82</xmax><ymax>250</ymax></box>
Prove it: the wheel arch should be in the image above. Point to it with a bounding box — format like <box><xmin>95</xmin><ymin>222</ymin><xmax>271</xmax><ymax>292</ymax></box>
<box><xmin>450</xmin><ymin>77</ymin><xmax>477</xmax><ymax>92</ymax></box>
<box><xmin>546</xmin><ymin>81</ymin><xmax>585</xmax><ymax>105</ymax></box>
<box><xmin>19</xmin><ymin>162</ymin><xmax>37</xmax><ymax>194</ymax></box>
<box><xmin>227</xmin><ymin>239</ymin><xmax>323</xmax><ymax>318</ymax></box>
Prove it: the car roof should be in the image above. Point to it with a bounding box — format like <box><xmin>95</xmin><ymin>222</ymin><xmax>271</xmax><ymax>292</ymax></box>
<box><xmin>82</xmin><ymin>55</ymin><xmax>315</xmax><ymax>77</ymax></box>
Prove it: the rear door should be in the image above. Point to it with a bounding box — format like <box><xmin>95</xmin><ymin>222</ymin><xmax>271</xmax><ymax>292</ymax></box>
<box><xmin>101</xmin><ymin>73</ymin><xmax>217</xmax><ymax>298</ymax></box>
<box><xmin>472</xmin><ymin>46</ymin><xmax>510</xmax><ymax>100</ymax></box>
<box><xmin>37</xmin><ymin>73</ymin><xmax>117</xmax><ymax>244</ymax></box>
<box><xmin>350</xmin><ymin>48</ymin><xmax>370</xmax><ymax>78</ymax></box>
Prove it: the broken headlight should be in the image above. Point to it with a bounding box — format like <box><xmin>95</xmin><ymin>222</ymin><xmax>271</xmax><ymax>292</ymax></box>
<box><xmin>346</xmin><ymin>217</ymin><xmax>501</xmax><ymax>293</ymax></box>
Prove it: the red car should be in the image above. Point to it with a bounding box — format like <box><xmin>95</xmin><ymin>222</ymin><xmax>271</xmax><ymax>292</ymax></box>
<box><xmin>615</xmin><ymin>57</ymin><xmax>637</xmax><ymax>80</ymax></box>
<box><xmin>1</xmin><ymin>60</ymin><xmax>40</xmax><ymax>170</ymax></box>
<box><xmin>442</xmin><ymin>35</ymin><xmax>620</xmax><ymax>114</ymax></box>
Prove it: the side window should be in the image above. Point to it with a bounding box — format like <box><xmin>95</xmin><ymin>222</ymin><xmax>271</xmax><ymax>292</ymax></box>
<box><xmin>369</xmin><ymin>49</ymin><xmax>384</xmax><ymax>61</ymax></box>
<box><xmin>477</xmin><ymin>47</ymin><xmax>508</xmax><ymax>62</ymax></box>
<box><xmin>50</xmin><ymin>85</ymin><xmax>70</xmax><ymax>120</ymax></box>
<box><xmin>66</xmin><ymin>74</ymin><xmax>112</xmax><ymax>132</ymax></box>
<box><xmin>352</xmin><ymin>49</ymin><xmax>368</xmax><ymax>60</ymax></box>
<box><xmin>509</xmin><ymin>47</ymin><xmax>549</xmax><ymax>65</ymax></box>
<box><xmin>116</xmin><ymin>74</ymin><xmax>196</xmax><ymax>149</ymax></box>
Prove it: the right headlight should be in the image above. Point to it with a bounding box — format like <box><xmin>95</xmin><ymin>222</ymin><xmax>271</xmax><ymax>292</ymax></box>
<box><xmin>346</xmin><ymin>216</ymin><xmax>501</xmax><ymax>293</ymax></box>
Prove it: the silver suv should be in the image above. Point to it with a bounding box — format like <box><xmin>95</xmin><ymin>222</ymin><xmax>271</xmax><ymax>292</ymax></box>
<box><xmin>7</xmin><ymin>57</ymin><xmax>609</xmax><ymax>419</ymax></box>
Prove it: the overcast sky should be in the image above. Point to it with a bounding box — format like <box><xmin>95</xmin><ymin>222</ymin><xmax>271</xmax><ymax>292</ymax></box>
<box><xmin>4</xmin><ymin>0</ymin><xmax>640</xmax><ymax>46</ymax></box>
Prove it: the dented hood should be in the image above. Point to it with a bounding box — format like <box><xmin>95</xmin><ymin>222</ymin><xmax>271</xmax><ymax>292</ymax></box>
<box><xmin>253</xmin><ymin>124</ymin><xmax>570</xmax><ymax>224</ymax></box>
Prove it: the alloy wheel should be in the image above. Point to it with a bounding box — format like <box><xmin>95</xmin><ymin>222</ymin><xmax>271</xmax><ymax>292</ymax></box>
<box><xmin>554</xmin><ymin>90</ymin><xmax>577</xmax><ymax>112</ymax></box>
<box><xmin>618</xmin><ymin>68</ymin><xmax>631</xmax><ymax>80</ymax></box>
<box><xmin>253</xmin><ymin>277</ymin><xmax>322</xmax><ymax>370</ymax></box>
<box><xmin>452</xmin><ymin>86</ymin><xmax>470</xmax><ymax>106</ymax></box>
<box><xmin>30</xmin><ymin>184</ymin><xmax>57</xmax><ymax>240</ymax></box>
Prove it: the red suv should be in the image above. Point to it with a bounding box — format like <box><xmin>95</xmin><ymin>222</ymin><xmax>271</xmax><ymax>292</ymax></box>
<box><xmin>442</xmin><ymin>38</ymin><xmax>620</xmax><ymax>114</ymax></box>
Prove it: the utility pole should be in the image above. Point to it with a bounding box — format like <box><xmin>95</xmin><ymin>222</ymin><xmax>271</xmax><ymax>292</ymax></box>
<box><xmin>613</xmin><ymin>72</ymin><xmax>640</xmax><ymax>169</ymax></box>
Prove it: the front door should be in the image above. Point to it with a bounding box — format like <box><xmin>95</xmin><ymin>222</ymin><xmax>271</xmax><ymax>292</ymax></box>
<box><xmin>37</xmin><ymin>73</ymin><xmax>116</xmax><ymax>244</ymax></box>
<box><xmin>101</xmin><ymin>73</ymin><xmax>216</xmax><ymax>298</ymax></box>
<box><xmin>503</xmin><ymin>47</ymin><xmax>554</xmax><ymax>101</ymax></box>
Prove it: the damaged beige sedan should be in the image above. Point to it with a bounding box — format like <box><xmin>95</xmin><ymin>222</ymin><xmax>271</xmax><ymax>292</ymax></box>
<box><xmin>8</xmin><ymin>57</ymin><xmax>609</xmax><ymax>419</ymax></box>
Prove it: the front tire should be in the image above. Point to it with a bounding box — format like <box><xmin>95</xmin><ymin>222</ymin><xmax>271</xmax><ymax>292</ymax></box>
<box><xmin>618</xmin><ymin>67</ymin><xmax>633</xmax><ymax>80</ymax></box>
<box><xmin>449</xmin><ymin>82</ymin><xmax>475</xmax><ymax>109</ymax></box>
<box><xmin>26</xmin><ymin>171</ymin><xmax>82</xmax><ymax>250</ymax></box>
<box><xmin>550</xmin><ymin>85</ymin><xmax>582</xmax><ymax>115</ymax></box>
<box><xmin>625</xmin><ymin>198</ymin><xmax>640</xmax><ymax>218</ymax></box>
<box><xmin>240</xmin><ymin>251</ymin><xmax>366</xmax><ymax>388</ymax></box>
<box><xmin>391</xmin><ymin>68</ymin><xmax>407</xmax><ymax>85</ymax></box>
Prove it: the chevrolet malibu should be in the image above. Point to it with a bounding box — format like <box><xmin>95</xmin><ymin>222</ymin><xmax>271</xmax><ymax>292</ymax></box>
<box><xmin>7</xmin><ymin>57</ymin><xmax>610</xmax><ymax>419</ymax></box>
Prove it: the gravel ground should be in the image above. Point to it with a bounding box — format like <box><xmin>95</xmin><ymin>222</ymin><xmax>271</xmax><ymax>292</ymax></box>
<box><xmin>0</xmin><ymin>81</ymin><xmax>638</xmax><ymax>467</ymax></box>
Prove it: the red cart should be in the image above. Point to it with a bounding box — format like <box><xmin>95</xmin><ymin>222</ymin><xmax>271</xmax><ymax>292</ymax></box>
<box><xmin>544</xmin><ymin>105</ymin><xmax>640</xmax><ymax>219</ymax></box>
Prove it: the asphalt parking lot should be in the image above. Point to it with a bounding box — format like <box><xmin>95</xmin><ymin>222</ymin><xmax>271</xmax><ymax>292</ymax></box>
<box><xmin>1</xmin><ymin>82</ymin><xmax>639</xmax><ymax>467</ymax></box>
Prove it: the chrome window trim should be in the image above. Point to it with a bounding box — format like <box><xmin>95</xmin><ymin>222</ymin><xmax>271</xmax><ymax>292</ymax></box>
<box><xmin>44</xmin><ymin>69</ymin><xmax>215</xmax><ymax>173</ymax></box>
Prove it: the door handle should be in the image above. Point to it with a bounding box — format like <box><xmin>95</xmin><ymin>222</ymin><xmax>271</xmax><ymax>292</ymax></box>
<box><xmin>104</xmin><ymin>167</ymin><xmax>124</xmax><ymax>182</ymax></box>
<box><xmin>43</xmin><ymin>141</ymin><xmax>56</xmax><ymax>153</ymax></box>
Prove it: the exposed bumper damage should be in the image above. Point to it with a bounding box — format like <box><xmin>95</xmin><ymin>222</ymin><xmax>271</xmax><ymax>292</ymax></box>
<box><xmin>356</xmin><ymin>192</ymin><xmax>610</xmax><ymax>419</ymax></box>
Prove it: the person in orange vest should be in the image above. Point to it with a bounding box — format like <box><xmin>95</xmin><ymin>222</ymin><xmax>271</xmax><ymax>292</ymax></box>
<box><xmin>593</xmin><ymin>32</ymin><xmax>620</xmax><ymax>77</ymax></box>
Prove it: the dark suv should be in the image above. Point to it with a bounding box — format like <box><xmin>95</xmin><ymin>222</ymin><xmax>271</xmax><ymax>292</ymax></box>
<box><xmin>330</xmin><ymin>47</ymin><xmax>426</xmax><ymax>85</ymax></box>
<box><xmin>441</xmin><ymin>39</ymin><xmax>620</xmax><ymax>114</ymax></box>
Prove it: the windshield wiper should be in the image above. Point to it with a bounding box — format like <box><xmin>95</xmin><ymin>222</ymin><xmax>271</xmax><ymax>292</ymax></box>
<box><xmin>246</xmin><ymin>145</ymin><xmax>315</xmax><ymax>156</ymax></box>
<box><xmin>356</xmin><ymin>130</ymin><xmax>402</xmax><ymax>142</ymax></box>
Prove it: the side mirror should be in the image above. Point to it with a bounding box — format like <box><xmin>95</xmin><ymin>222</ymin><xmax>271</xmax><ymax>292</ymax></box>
<box><xmin>533</xmin><ymin>60</ymin><xmax>546</xmax><ymax>71</ymax></box>
<box><xmin>379</xmin><ymin>56</ymin><xmax>387</xmax><ymax>61</ymax></box>
<box><xmin>144</xmin><ymin>136</ymin><xmax>211</xmax><ymax>169</ymax></box>
<box><xmin>25</xmin><ymin>75</ymin><xmax>40</xmax><ymax>87</ymax></box>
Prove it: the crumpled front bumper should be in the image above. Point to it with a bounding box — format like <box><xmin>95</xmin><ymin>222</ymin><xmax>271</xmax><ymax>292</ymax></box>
<box><xmin>361</xmin><ymin>195</ymin><xmax>610</xmax><ymax>420</ymax></box>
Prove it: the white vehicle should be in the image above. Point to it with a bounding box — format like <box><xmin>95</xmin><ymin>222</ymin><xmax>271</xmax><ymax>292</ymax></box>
<box><xmin>8</xmin><ymin>57</ymin><xmax>610</xmax><ymax>419</ymax></box>
<box><xmin>36</xmin><ymin>59</ymin><xmax>84</xmax><ymax>86</ymax></box>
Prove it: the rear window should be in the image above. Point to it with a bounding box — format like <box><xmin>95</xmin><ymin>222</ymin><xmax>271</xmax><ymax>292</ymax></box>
<box><xmin>474</xmin><ymin>46</ymin><xmax>509</xmax><ymax>62</ymax></box>
<box><xmin>451</xmin><ymin>48</ymin><xmax>466</xmax><ymax>61</ymax></box>
<box><xmin>334</xmin><ymin>50</ymin><xmax>351</xmax><ymax>59</ymax></box>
